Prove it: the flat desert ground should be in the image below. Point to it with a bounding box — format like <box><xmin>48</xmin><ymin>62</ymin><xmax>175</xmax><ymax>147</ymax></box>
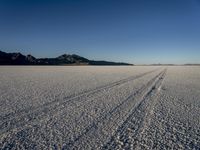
<box><xmin>0</xmin><ymin>66</ymin><xmax>200</xmax><ymax>149</ymax></box>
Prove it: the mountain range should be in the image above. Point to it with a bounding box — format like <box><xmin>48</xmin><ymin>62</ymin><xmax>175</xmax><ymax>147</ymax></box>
<box><xmin>0</xmin><ymin>50</ymin><xmax>133</xmax><ymax>65</ymax></box>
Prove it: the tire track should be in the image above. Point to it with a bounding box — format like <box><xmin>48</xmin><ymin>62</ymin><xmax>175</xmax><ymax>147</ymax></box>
<box><xmin>0</xmin><ymin>69</ymin><xmax>160</xmax><ymax>136</ymax></box>
<box><xmin>103</xmin><ymin>69</ymin><xmax>167</xmax><ymax>149</ymax></box>
<box><xmin>63</xmin><ymin>69</ymin><xmax>167</xmax><ymax>149</ymax></box>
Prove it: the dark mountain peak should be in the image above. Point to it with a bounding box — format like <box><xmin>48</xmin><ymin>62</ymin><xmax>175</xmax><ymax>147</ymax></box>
<box><xmin>0</xmin><ymin>51</ymin><xmax>29</xmax><ymax>65</ymax></box>
<box><xmin>57</xmin><ymin>54</ymin><xmax>76</xmax><ymax>63</ymax></box>
<box><xmin>57</xmin><ymin>54</ymin><xmax>71</xmax><ymax>59</ymax></box>
<box><xmin>71</xmin><ymin>54</ymin><xmax>81</xmax><ymax>57</ymax></box>
<box><xmin>26</xmin><ymin>55</ymin><xmax>36</xmax><ymax>63</ymax></box>
<box><xmin>10</xmin><ymin>52</ymin><xmax>25</xmax><ymax>60</ymax></box>
<box><xmin>0</xmin><ymin>50</ymin><xmax>8</xmax><ymax>57</ymax></box>
<box><xmin>71</xmin><ymin>54</ymin><xmax>89</xmax><ymax>62</ymax></box>
<box><xmin>57</xmin><ymin>54</ymin><xmax>89</xmax><ymax>63</ymax></box>
<box><xmin>0</xmin><ymin>50</ymin><xmax>6</xmax><ymax>54</ymax></box>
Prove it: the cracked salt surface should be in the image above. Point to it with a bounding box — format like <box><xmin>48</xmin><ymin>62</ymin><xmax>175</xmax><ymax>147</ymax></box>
<box><xmin>0</xmin><ymin>66</ymin><xmax>199</xmax><ymax>149</ymax></box>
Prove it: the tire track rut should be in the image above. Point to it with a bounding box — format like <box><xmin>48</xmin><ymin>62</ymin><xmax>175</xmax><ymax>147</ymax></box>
<box><xmin>64</xmin><ymin>69</ymin><xmax>167</xmax><ymax>149</ymax></box>
<box><xmin>103</xmin><ymin>69</ymin><xmax>167</xmax><ymax>149</ymax></box>
<box><xmin>0</xmin><ymin>69</ymin><xmax>159</xmax><ymax>136</ymax></box>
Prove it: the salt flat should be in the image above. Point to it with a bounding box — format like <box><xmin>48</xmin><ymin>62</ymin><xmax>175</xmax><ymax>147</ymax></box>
<box><xmin>0</xmin><ymin>66</ymin><xmax>199</xmax><ymax>149</ymax></box>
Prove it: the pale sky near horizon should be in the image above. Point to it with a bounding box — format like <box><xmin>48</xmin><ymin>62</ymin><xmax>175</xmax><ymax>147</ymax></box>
<box><xmin>0</xmin><ymin>0</ymin><xmax>200</xmax><ymax>64</ymax></box>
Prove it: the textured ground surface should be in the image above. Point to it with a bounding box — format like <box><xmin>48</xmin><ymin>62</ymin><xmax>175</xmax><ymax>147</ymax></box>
<box><xmin>0</xmin><ymin>66</ymin><xmax>199</xmax><ymax>150</ymax></box>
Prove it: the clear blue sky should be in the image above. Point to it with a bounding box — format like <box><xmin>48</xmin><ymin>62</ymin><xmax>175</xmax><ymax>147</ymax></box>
<box><xmin>0</xmin><ymin>0</ymin><xmax>200</xmax><ymax>64</ymax></box>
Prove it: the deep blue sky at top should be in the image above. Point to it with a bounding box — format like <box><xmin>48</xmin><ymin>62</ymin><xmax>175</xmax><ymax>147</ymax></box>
<box><xmin>0</xmin><ymin>0</ymin><xmax>200</xmax><ymax>64</ymax></box>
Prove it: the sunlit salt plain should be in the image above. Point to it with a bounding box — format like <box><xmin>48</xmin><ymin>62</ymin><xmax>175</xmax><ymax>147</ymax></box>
<box><xmin>0</xmin><ymin>66</ymin><xmax>199</xmax><ymax>149</ymax></box>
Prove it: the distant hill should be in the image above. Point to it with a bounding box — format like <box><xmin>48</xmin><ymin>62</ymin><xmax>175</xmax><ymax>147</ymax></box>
<box><xmin>0</xmin><ymin>51</ymin><xmax>37</xmax><ymax>65</ymax></box>
<box><xmin>184</xmin><ymin>64</ymin><xmax>200</xmax><ymax>66</ymax></box>
<box><xmin>0</xmin><ymin>50</ymin><xmax>133</xmax><ymax>66</ymax></box>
